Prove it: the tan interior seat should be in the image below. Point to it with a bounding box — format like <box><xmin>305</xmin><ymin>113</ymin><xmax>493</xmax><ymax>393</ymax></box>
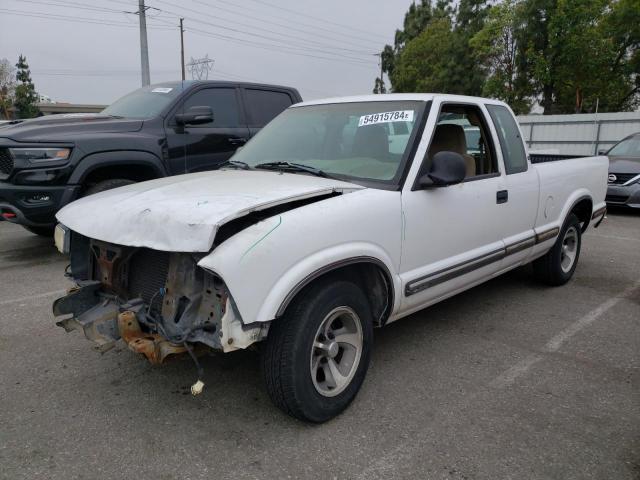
<box><xmin>428</xmin><ymin>124</ymin><xmax>476</xmax><ymax>177</ymax></box>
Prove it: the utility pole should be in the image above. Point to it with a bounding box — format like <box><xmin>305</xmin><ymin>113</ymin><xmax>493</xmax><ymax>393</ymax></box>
<box><xmin>180</xmin><ymin>18</ymin><xmax>185</xmax><ymax>81</ymax></box>
<box><xmin>138</xmin><ymin>0</ymin><xmax>150</xmax><ymax>86</ymax></box>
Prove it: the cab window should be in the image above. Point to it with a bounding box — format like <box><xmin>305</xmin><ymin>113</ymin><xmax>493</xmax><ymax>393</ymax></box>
<box><xmin>181</xmin><ymin>88</ymin><xmax>240</xmax><ymax>127</ymax></box>
<box><xmin>486</xmin><ymin>104</ymin><xmax>528</xmax><ymax>174</ymax></box>
<box><xmin>426</xmin><ymin>104</ymin><xmax>498</xmax><ymax>179</ymax></box>
<box><xmin>244</xmin><ymin>89</ymin><xmax>294</xmax><ymax>127</ymax></box>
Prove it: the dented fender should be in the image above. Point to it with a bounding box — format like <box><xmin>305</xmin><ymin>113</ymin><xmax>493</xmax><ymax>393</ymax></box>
<box><xmin>198</xmin><ymin>188</ymin><xmax>403</xmax><ymax>324</ymax></box>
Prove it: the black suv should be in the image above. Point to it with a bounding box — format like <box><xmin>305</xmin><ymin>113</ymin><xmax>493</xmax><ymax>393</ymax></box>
<box><xmin>0</xmin><ymin>81</ymin><xmax>302</xmax><ymax>235</ymax></box>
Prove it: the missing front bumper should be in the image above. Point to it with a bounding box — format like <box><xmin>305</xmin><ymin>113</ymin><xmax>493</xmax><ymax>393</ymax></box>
<box><xmin>53</xmin><ymin>277</ymin><xmax>268</xmax><ymax>364</ymax></box>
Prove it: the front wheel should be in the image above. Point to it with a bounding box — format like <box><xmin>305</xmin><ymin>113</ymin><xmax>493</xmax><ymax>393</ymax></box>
<box><xmin>23</xmin><ymin>225</ymin><xmax>55</xmax><ymax>237</ymax></box>
<box><xmin>261</xmin><ymin>280</ymin><xmax>373</xmax><ymax>423</ymax></box>
<box><xmin>83</xmin><ymin>178</ymin><xmax>135</xmax><ymax>197</ymax></box>
<box><xmin>533</xmin><ymin>213</ymin><xmax>582</xmax><ymax>286</ymax></box>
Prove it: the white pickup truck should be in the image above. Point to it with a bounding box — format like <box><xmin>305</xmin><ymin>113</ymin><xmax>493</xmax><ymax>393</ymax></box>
<box><xmin>53</xmin><ymin>94</ymin><xmax>608</xmax><ymax>422</ymax></box>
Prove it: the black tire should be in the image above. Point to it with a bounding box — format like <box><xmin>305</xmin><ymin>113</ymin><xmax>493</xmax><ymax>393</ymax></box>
<box><xmin>533</xmin><ymin>213</ymin><xmax>582</xmax><ymax>286</ymax></box>
<box><xmin>261</xmin><ymin>279</ymin><xmax>373</xmax><ymax>423</ymax></box>
<box><xmin>83</xmin><ymin>178</ymin><xmax>135</xmax><ymax>197</ymax></box>
<box><xmin>23</xmin><ymin>225</ymin><xmax>55</xmax><ymax>237</ymax></box>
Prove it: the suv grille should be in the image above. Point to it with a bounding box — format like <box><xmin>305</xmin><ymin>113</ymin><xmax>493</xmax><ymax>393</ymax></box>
<box><xmin>609</xmin><ymin>173</ymin><xmax>638</xmax><ymax>185</ymax></box>
<box><xmin>0</xmin><ymin>148</ymin><xmax>13</xmax><ymax>179</ymax></box>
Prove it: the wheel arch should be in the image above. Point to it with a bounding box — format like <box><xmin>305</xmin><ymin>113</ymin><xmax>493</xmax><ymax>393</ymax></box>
<box><xmin>68</xmin><ymin>151</ymin><xmax>166</xmax><ymax>186</ymax></box>
<box><xmin>569</xmin><ymin>196</ymin><xmax>593</xmax><ymax>233</ymax></box>
<box><xmin>275</xmin><ymin>257</ymin><xmax>396</xmax><ymax>327</ymax></box>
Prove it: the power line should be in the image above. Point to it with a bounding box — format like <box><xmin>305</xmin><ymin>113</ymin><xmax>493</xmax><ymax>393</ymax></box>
<box><xmin>11</xmin><ymin>0</ymin><xmax>133</xmax><ymax>15</ymax></box>
<box><xmin>244</xmin><ymin>0</ymin><xmax>387</xmax><ymax>42</ymax></box>
<box><xmin>171</xmin><ymin>19</ymin><xmax>376</xmax><ymax>65</ymax></box>
<box><xmin>0</xmin><ymin>7</ymin><xmax>172</xmax><ymax>29</ymax></box>
<box><xmin>198</xmin><ymin>0</ymin><xmax>386</xmax><ymax>47</ymax></box>
<box><xmin>151</xmin><ymin>0</ymin><xmax>377</xmax><ymax>60</ymax></box>
<box><xmin>172</xmin><ymin>0</ymin><xmax>376</xmax><ymax>54</ymax></box>
<box><xmin>184</xmin><ymin>25</ymin><xmax>375</xmax><ymax>68</ymax></box>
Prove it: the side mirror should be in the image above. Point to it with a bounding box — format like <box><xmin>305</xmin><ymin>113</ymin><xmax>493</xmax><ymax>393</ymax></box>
<box><xmin>597</xmin><ymin>149</ymin><xmax>608</xmax><ymax>156</ymax></box>
<box><xmin>418</xmin><ymin>151</ymin><xmax>467</xmax><ymax>188</ymax></box>
<box><xmin>175</xmin><ymin>106</ymin><xmax>213</xmax><ymax>125</ymax></box>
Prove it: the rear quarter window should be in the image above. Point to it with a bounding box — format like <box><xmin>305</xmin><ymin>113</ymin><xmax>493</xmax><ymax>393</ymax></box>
<box><xmin>244</xmin><ymin>89</ymin><xmax>294</xmax><ymax>126</ymax></box>
<box><xmin>486</xmin><ymin>104</ymin><xmax>528</xmax><ymax>174</ymax></box>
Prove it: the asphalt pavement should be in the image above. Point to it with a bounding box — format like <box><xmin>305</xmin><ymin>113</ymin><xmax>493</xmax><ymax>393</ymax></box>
<box><xmin>0</xmin><ymin>210</ymin><xmax>638</xmax><ymax>480</ymax></box>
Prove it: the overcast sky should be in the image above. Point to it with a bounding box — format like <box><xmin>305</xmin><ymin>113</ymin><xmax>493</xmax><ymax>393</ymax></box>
<box><xmin>0</xmin><ymin>0</ymin><xmax>415</xmax><ymax>105</ymax></box>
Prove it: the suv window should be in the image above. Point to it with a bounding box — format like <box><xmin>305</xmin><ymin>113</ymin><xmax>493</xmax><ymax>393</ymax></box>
<box><xmin>181</xmin><ymin>88</ymin><xmax>240</xmax><ymax>127</ymax></box>
<box><xmin>426</xmin><ymin>104</ymin><xmax>497</xmax><ymax>179</ymax></box>
<box><xmin>244</xmin><ymin>89</ymin><xmax>293</xmax><ymax>126</ymax></box>
<box><xmin>486</xmin><ymin>104</ymin><xmax>528</xmax><ymax>174</ymax></box>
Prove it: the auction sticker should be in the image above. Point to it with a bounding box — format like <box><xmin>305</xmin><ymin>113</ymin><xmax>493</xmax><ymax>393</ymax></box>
<box><xmin>359</xmin><ymin>110</ymin><xmax>414</xmax><ymax>127</ymax></box>
<box><xmin>152</xmin><ymin>87</ymin><xmax>173</xmax><ymax>93</ymax></box>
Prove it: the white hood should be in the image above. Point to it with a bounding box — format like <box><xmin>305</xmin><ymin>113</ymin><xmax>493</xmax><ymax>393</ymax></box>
<box><xmin>57</xmin><ymin>170</ymin><xmax>363</xmax><ymax>252</ymax></box>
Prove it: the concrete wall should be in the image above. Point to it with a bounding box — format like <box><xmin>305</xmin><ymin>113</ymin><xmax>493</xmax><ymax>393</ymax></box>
<box><xmin>517</xmin><ymin>111</ymin><xmax>640</xmax><ymax>156</ymax></box>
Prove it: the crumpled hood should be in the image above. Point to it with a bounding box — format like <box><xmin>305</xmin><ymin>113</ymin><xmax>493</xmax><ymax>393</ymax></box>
<box><xmin>0</xmin><ymin>114</ymin><xmax>143</xmax><ymax>142</ymax></box>
<box><xmin>57</xmin><ymin>170</ymin><xmax>364</xmax><ymax>252</ymax></box>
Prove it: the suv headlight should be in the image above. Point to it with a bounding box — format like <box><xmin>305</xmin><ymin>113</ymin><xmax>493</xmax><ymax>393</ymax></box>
<box><xmin>8</xmin><ymin>147</ymin><xmax>71</xmax><ymax>163</ymax></box>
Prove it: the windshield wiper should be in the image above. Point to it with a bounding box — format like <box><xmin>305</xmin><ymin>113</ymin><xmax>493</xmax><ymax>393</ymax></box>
<box><xmin>218</xmin><ymin>159</ymin><xmax>252</xmax><ymax>170</ymax></box>
<box><xmin>254</xmin><ymin>161</ymin><xmax>329</xmax><ymax>178</ymax></box>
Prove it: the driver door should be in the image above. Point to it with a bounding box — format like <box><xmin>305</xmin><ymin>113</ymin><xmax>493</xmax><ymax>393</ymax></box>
<box><xmin>399</xmin><ymin>101</ymin><xmax>507</xmax><ymax>315</ymax></box>
<box><xmin>165</xmin><ymin>87</ymin><xmax>250</xmax><ymax>174</ymax></box>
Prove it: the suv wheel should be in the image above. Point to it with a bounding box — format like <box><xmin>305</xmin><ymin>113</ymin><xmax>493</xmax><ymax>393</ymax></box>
<box><xmin>83</xmin><ymin>178</ymin><xmax>135</xmax><ymax>197</ymax></box>
<box><xmin>261</xmin><ymin>279</ymin><xmax>373</xmax><ymax>423</ymax></box>
<box><xmin>23</xmin><ymin>225</ymin><xmax>55</xmax><ymax>237</ymax></box>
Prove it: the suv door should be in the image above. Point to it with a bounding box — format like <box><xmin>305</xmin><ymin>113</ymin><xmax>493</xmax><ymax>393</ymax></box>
<box><xmin>241</xmin><ymin>88</ymin><xmax>296</xmax><ymax>138</ymax></box>
<box><xmin>399</xmin><ymin>100</ymin><xmax>507</xmax><ymax>313</ymax></box>
<box><xmin>165</xmin><ymin>87</ymin><xmax>250</xmax><ymax>173</ymax></box>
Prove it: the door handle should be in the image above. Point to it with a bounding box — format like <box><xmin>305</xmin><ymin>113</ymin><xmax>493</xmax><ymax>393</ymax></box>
<box><xmin>496</xmin><ymin>190</ymin><xmax>508</xmax><ymax>204</ymax></box>
<box><xmin>228</xmin><ymin>137</ymin><xmax>248</xmax><ymax>145</ymax></box>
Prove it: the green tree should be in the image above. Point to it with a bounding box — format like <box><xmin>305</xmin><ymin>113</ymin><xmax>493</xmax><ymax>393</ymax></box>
<box><xmin>0</xmin><ymin>58</ymin><xmax>15</xmax><ymax>120</ymax></box>
<box><xmin>451</xmin><ymin>0</ymin><xmax>490</xmax><ymax>96</ymax></box>
<box><xmin>390</xmin><ymin>17</ymin><xmax>458</xmax><ymax>92</ymax></box>
<box><xmin>378</xmin><ymin>0</ymin><xmax>639</xmax><ymax>114</ymax></box>
<box><xmin>376</xmin><ymin>0</ymin><xmax>435</xmax><ymax>93</ymax></box>
<box><xmin>14</xmin><ymin>55</ymin><xmax>38</xmax><ymax>119</ymax></box>
<box><xmin>518</xmin><ymin>0</ymin><xmax>639</xmax><ymax>114</ymax></box>
<box><xmin>577</xmin><ymin>0</ymin><xmax>640</xmax><ymax>112</ymax></box>
<box><xmin>376</xmin><ymin>0</ymin><xmax>489</xmax><ymax>95</ymax></box>
<box><xmin>471</xmin><ymin>0</ymin><xmax>532</xmax><ymax>114</ymax></box>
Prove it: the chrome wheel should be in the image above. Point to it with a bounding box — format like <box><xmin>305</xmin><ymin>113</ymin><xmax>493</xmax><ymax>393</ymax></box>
<box><xmin>310</xmin><ymin>306</ymin><xmax>363</xmax><ymax>397</ymax></box>
<box><xmin>560</xmin><ymin>226</ymin><xmax>578</xmax><ymax>273</ymax></box>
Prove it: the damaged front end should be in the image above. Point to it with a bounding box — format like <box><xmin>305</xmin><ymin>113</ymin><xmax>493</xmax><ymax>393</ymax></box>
<box><xmin>53</xmin><ymin>235</ymin><xmax>268</xmax><ymax>366</ymax></box>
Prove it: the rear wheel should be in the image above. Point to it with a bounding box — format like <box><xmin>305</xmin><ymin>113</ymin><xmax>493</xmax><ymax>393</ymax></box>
<box><xmin>533</xmin><ymin>213</ymin><xmax>582</xmax><ymax>286</ymax></box>
<box><xmin>83</xmin><ymin>178</ymin><xmax>135</xmax><ymax>196</ymax></box>
<box><xmin>261</xmin><ymin>279</ymin><xmax>373</xmax><ymax>423</ymax></box>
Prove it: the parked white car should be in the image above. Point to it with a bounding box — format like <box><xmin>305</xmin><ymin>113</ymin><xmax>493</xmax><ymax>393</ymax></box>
<box><xmin>53</xmin><ymin>94</ymin><xmax>608</xmax><ymax>422</ymax></box>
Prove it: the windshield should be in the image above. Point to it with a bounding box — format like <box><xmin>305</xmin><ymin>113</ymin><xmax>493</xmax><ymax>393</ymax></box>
<box><xmin>102</xmin><ymin>83</ymin><xmax>185</xmax><ymax>119</ymax></box>
<box><xmin>608</xmin><ymin>136</ymin><xmax>640</xmax><ymax>157</ymax></box>
<box><xmin>231</xmin><ymin>101</ymin><xmax>427</xmax><ymax>185</ymax></box>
